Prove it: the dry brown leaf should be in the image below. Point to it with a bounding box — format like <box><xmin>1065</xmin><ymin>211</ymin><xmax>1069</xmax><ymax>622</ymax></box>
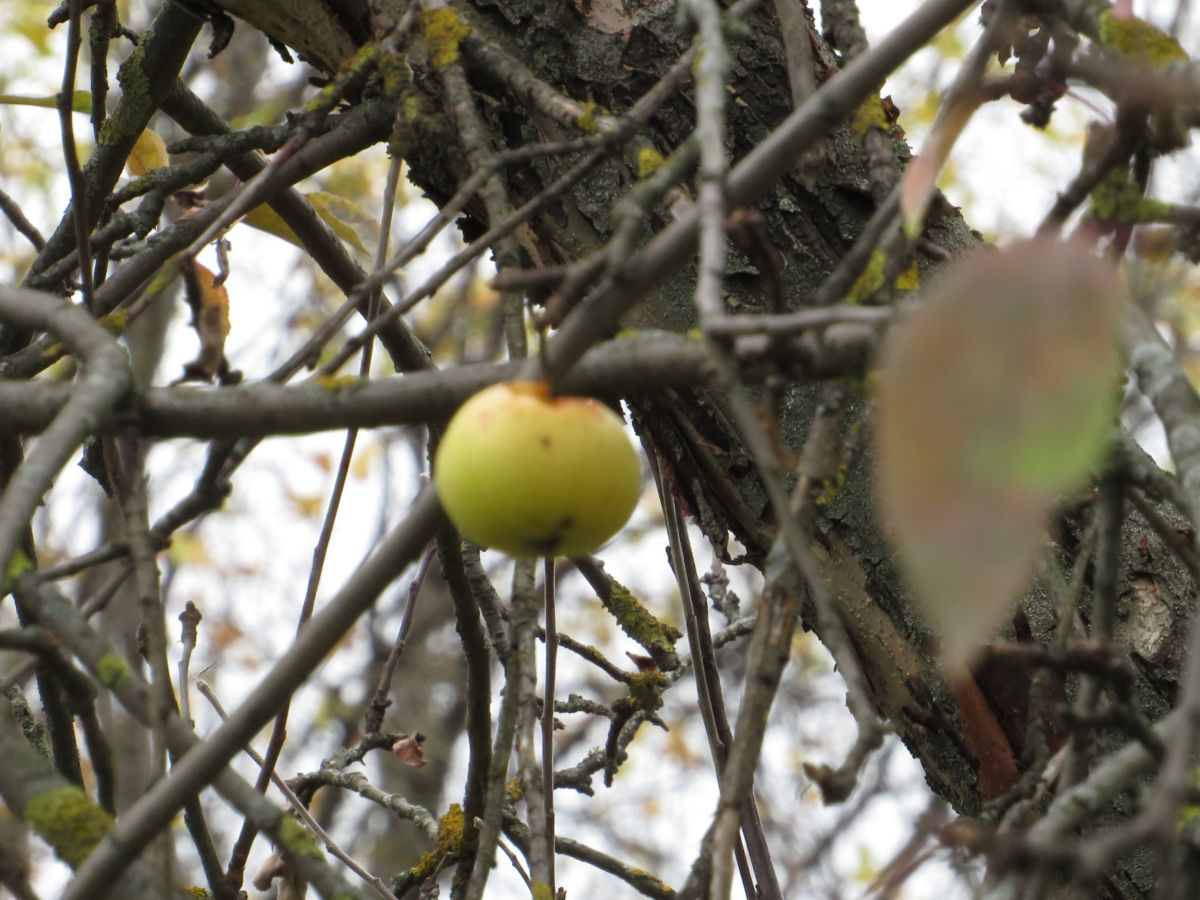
<box><xmin>179</xmin><ymin>261</ymin><xmax>231</xmax><ymax>383</ymax></box>
<box><xmin>392</xmin><ymin>733</ymin><xmax>428</xmax><ymax>767</ymax></box>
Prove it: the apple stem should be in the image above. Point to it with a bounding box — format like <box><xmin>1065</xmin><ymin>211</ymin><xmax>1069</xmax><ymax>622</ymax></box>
<box><xmin>542</xmin><ymin>556</ymin><xmax>558</xmax><ymax>892</ymax></box>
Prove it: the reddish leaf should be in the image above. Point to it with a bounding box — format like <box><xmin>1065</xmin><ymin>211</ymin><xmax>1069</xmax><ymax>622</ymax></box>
<box><xmin>875</xmin><ymin>239</ymin><xmax>1123</xmax><ymax>667</ymax></box>
<box><xmin>392</xmin><ymin>733</ymin><xmax>428</xmax><ymax>767</ymax></box>
<box><xmin>899</xmin><ymin>97</ymin><xmax>980</xmax><ymax>239</ymax></box>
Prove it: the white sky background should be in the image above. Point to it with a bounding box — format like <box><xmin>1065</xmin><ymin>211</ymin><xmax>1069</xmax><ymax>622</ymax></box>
<box><xmin>1</xmin><ymin>1</ymin><xmax>1198</xmax><ymax>898</ymax></box>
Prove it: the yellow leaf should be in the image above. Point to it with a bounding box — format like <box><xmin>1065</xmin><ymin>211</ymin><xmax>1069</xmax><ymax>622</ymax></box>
<box><xmin>350</xmin><ymin>440</ymin><xmax>382</xmax><ymax>479</ymax></box>
<box><xmin>285</xmin><ymin>489</ymin><xmax>325</xmax><ymax>518</ymax></box>
<box><xmin>852</xmin><ymin>845</ymin><xmax>880</xmax><ymax>884</ymax></box>
<box><xmin>166</xmin><ymin>532</ymin><xmax>210</xmax><ymax>567</ymax></box>
<box><xmin>242</xmin><ymin>192</ymin><xmax>377</xmax><ymax>258</ymax></box>
<box><xmin>467</xmin><ymin>277</ymin><xmax>499</xmax><ymax>311</ymax></box>
<box><xmin>126</xmin><ymin>129</ymin><xmax>169</xmax><ymax>177</ymax></box>
<box><xmin>307</xmin><ymin>191</ymin><xmax>378</xmax><ymax>256</ymax></box>
<box><xmin>241</xmin><ymin>203</ymin><xmax>299</xmax><ymax>248</ymax></box>
<box><xmin>207</xmin><ymin>618</ymin><xmax>245</xmax><ymax>651</ymax></box>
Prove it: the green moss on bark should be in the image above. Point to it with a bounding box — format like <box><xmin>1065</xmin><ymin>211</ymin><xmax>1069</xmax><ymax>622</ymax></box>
<box><xmin>25</xmin><ymin>786</ymin><xmax>113</xmax><ymax>868</ymax></box>
<box><xmin>96</xmin><ymin>652</ymin><xmax>130</xmax><ymax>688</ymax></box>
<box><xmin>419</xmin><ymin>8</ymin><xmax>470</xmax><ymax>69</ymax></box>
<box><xmin>603</xmin><ymin>581</ymin><xmax>681</xmax><ymax>654</ymax></box>
<box><xmin>279</xmin><ymin>814</ymin><xmax>322</xmax><ymax>858</ymax></box>
<box><xmin>1098</xmin><ymin>11</ymin><xmax>1188</xmax><ymax>66</ymax></box>
<box><xmin>97</xmin><ymin>41</ymin><xmax>151</xmax><ymax>147</ymax></box>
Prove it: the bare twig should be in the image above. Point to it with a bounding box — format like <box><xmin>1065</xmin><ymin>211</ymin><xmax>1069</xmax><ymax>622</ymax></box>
<box><xmin>197</xmin><ymin>682</ymin><xmax>401</xmax><ymax>900</ymax></box>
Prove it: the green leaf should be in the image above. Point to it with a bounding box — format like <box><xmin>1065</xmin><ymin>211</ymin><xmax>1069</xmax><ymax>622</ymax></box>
<box><xmin>0</xmin><ymin>91</ymin><xmax>92</xmax><ymax>114</ymax></box>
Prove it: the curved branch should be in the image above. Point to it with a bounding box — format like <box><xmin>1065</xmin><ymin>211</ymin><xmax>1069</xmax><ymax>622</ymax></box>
<box><xmin>0</xmin><ymin>285</ymin><xmax>131</xmax><ymax>579</ymax></box>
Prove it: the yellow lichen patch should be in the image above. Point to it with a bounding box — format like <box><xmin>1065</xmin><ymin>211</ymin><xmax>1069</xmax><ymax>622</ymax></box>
<box><xmin>302</xmin><ymin>44</ymin><xmax>381</xmax><ymax>117</ymax></box>
<box><xmin>403</xmin><ymin>94</ymin><xmax>424</xmax><ymax>123</ymax></box>
<box><xmin>637</xmin><ymin>147</ymin><xmax>665</xmax><ymax>180</ymax></box>
<box><xmin>532</xmin><ymin>884</ymin><xmax>554</xmax><ymax>900</ymax></box>
<box><xmin>314</xmin><ymin>373</ymin><xmax>360</xmax><ymax>390</ymax></box>
<box><xmin>577</xmin><ymin>101</ymin><xmax>605</xmax><ymax>135</ymax></box>
<box><xmin>4</xmin><ymin>548</ymin><xmax>34</xmax><ymax>588</ymax></box>
<box><xmin>847</xmin><ymin>252</ymin><xmax>920</xmax><ymax>303</ymax></box>
<box><xmin>435</xmin><ymin>803</ymin><xmax>464</xmax><ymax>850</ymax></box>
<box><xmin>850</xmin><ymin>96</ymin><xmax>890</xmax><ymax>137</ymax></box>
<box><xmin>848</xmin><ymin>251</ymin><xmax>886</xmax><ymax>303</ymax></box>
<box><xmin>419</xmin><ymin>8</ymin><xmax>470</xmax><ymax>69</ymax></box>
<box><xmin>411</xmin><ymin>803</ymin><xmax>465</xmax><ymax>879</ymax></box>
<box><xmin>96</xmin><ymin>653</ymin><xmax>130</xmax><ymax>689</ymax></box>
<box><xmin>1098</xmin><ymin>10</ymin><xmax>1188</xmax><ymax>67</ymax></box>
<box><xmin>813</xmin><ymin>464</ymin><xmax>847</xmax><ymax>508</ymax></box>
<box><xmin>97</xmin><ymin>310</ymin><xmax>130</xmax><ymax>336</ymax></box>
<box><xmin>628</xmin><ymin>868</ymin><xmax>677</xmax><ymax>896</ymax></box>
<box><xmin>893</xmin><ymin>263</ymin><xmax>920</xmax><ymax>293</ymax></box>
<box><xmin>25</xmin><ymin>786</ymin><xmax>114</xmax><ymax>868</ymax></box>
<box><xmin>1090</xmin><ymin>168</ymin><xmax>1172</xmax><ymax>222</ymax></box>
<box><xmin>603</xmin><ymin>581</ymin><xmax>681</xmax><ymax>654</ymax></box>
<box><xmin>379</xmin><ymin>51</ymin><xmax>410</xmax><ymax>96</ymax></box>
<box><xmin>97</xmin><ymin>41</ymin><xmax>151</xmax><ymax>147</ymax></box>
<box><xmin>627</xmin><ymin>669</ymin><xmax>669</xmax><ymax>712</ymax></box>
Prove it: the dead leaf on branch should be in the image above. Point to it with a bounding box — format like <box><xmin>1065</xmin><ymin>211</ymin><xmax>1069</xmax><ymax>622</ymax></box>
<box><xmin>392</xmin><ymin>732</ymin><xmax>428</xmax><ymax>767</ymax></box>
<box><xmin>252</xmin><ymin>851</ymin><xmax>307</xmax><ymax>900</ymax></box>
<box><xmin>874</xmin><ymin>239</ymin><xmax>1123</xmax><ymax>668</ymax></box>
<box><xmin>176</xmin><ymin>261</ymin><xmax>236</xmax><ymax>384</ymax></box>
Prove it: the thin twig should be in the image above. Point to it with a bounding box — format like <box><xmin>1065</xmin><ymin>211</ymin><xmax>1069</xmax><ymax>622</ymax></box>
<box><xmin>513</xmin><ymin>559</ymin><xmax>552</xmax><ymax>892</ymax></box>
<box><xmin>364</xmin><ymin>541</ymin><xmax>437</xmax><ymax>734</ymax></box>
<box><xmin>651</xmin><ymin>452</ymin><xmax>762</xmax><ymax>900</ymax></box>
<box><xmin>542</xmin><ymin>557</ymin><xmax>558</xmax><ymax>893</ymax></box>
<box><xmin>57</xmin><ymin>0</ymin><xmax>96</xmax><ymax>309</ymax></box>
<box><xmin>0</xmin><ymin>188</ymin><xmax>46</xmax><ymax>251</ymax></box>
<box><xmin>197</xmin><ymin>682</ymin><xmax>400</xmax><ymax>900</ymax></box>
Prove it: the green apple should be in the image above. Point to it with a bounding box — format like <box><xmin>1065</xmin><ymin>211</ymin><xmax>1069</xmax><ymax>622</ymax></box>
<box><xmin>434</xmin><ymin>381</ymin><xmax>641</xmax><ymax>557</ymax></box>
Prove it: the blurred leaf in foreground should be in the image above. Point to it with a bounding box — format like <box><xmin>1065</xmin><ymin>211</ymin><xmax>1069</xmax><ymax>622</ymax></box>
<box><xmin>874</xmin><ymin>239</ymin><xmax>1123</xmax><ymax>667</ymax></box>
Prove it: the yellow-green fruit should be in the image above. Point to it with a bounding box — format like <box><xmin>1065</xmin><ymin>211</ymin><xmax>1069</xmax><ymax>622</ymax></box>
<box><xmin>434</xmin><ymin>381</ymin><xmax>641</xmax><ymax>557</ymax></box>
